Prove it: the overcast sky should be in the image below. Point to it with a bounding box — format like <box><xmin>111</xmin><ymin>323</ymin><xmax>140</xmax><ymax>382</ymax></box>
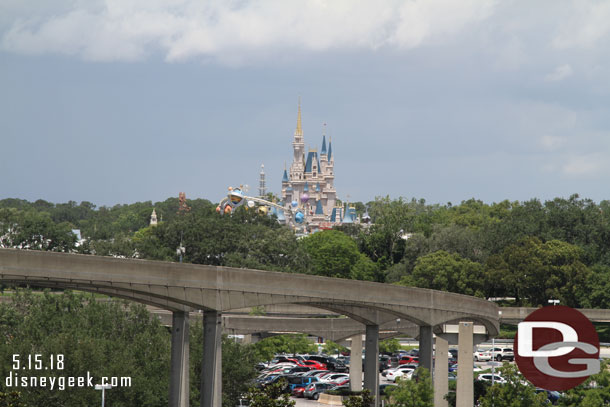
<box><xmin>2</xmin><ymin>0</ymin><xmax>610</xmax><ymax>207</ymax></box>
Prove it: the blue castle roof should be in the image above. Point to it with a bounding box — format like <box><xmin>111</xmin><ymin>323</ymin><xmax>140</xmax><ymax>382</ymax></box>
<box><xmin>321</xmin><ymin>135</ymin><xmax>327</xmax><ymax>155</ymax></box>
<box><xmin>282</xmin><ymin>169</ymin><xmax>289</xmax><ymax>183</ymax></box>
<box><xmin>330</xmin><ymin>207</ymin><xmax>341</xmax><ymax>222</ymax></box>
<box><xmin>305</xmin><ymin>151</ymin><xmax>320</xmax><ymax>173</ymax></box>
<box><xmin>315</xmin><ymin>200</ymin><xmax>324</xmax><ymax>215</ymax></box>
<box><xmin>342</xmin><ymin>207</ymin><xmax>356</xmax><ymax>224</ymax></box>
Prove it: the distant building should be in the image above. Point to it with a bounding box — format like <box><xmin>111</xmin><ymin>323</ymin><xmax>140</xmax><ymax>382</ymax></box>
<box><xmin>281</xmin><ymin>103</ymin><xmax>343</xmax><ymax>228</ymax></box>
<box><xmin>259</xmin><ymin>164</ymin><xmax>267</xmax><ymax>198</ymax></box>
<box><xmin>150</xmin><ymin>209</ymin><xmax>158</xmax><ymax>226</ymax></box>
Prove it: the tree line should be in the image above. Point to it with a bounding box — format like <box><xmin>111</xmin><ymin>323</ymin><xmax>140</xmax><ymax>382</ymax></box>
<box><xmin>2</xmin><ymin>193</ymin><xmax>610</xmax><ymax>307</ymax></box>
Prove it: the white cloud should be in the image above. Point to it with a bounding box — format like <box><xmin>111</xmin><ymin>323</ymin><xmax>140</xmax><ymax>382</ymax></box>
<box><xmin>388</xmin><ymin>0</ymin><xmax>496</xmax><ymax>48</ymax></box>
<box><xmin>545</xmin><ymin>64</ymin><xmax>573</xmax><ymax>82</ymax></box>
<box><xmin>553</xmin><ymin>1</ymin><xmax>610</xmax><ymax>49</ymax></box>
<box><xmin>1</xmin><ymin>0</ymin><xmax>498</xmax><ymax>62</ymax></box>
<box><xmin>539</xmin><ymin>135</ymin><xmax>567</xmax><ymax>151</ymax></box>
<box><xmin>561</xmin><ymin>153</ymin><xmax>608</xmax><ymax>176</ymax></box>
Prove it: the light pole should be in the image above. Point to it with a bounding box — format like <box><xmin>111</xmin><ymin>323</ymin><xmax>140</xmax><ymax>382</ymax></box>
<box><xmin>95</xmin><ymin>384</ymin><xmax>112</xmax><ymax>407</ymax></box>
<box><xmin>176</xmin><ymin>245</ymin><xmax>185</xmax><ymax>263</ymax></box>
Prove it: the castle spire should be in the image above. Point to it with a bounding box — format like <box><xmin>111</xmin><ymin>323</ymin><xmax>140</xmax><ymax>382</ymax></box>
<box><xmin>321</xmin><ymin>123</ymin><xmax>327</xmax><ymax>155</ymax></box>
<box><xmin>295</xmin><ymin>98</ymin><xmax>303</xmax><ymax>137</ymax></box>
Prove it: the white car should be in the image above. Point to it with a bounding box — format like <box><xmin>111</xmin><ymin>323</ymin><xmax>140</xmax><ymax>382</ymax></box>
<box><xmin>477</xmin><ymin>373</ymin><xmax>506</xmax><ymax>384</ymax></box>
<box><xmin>386</xmin><ymin>367</ymin><xmax>415</xmax><ymax>382</ymax></box>
<box><xmin>473</xmin><ymin>349</ymin><xmax>492</xmax><ymax>362</ymax></box>
<box><xmin>318</xmin><ymin>373</ymin><xmax>349</xmax><ymax>383</ymax></box>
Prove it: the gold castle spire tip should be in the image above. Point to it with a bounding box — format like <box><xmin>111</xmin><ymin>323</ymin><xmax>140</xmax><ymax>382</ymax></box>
<box><xmin>295</xmin><ymin>98</ymin><xmax>303</xmax><ymax>137</ymax></box>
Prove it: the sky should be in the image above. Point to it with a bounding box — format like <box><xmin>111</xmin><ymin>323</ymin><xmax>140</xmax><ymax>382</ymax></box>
<box><xmin>2</xmin><ymin>0</ymin><xmax>610</xmax><ymax>207</ymax></box>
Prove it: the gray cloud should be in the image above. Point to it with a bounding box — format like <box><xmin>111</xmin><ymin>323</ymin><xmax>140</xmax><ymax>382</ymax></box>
<box><xmin>1</xmin><ymin>0</ymin><xmax>498</xmax><ymax>62</ymax></box>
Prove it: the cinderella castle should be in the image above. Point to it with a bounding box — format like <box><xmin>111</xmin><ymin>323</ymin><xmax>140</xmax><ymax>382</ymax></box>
<box><xmin>278</xmin><ymin>103</ymin><xmax>357</xmax><ymax>229</ymax></box>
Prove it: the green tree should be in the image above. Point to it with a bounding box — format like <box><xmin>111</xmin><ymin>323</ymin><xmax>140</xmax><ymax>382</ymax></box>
<box><xmin>0</xmin><ymin>391</ymin><xmax>25</xmax><ymax>407</ymax></box>
<box><xmin>322</xmin><ymin>340</ymin><xmax>348</xmax><ymax>355</ymax></box>
<box><xmin>189</xmin><ymin>326</ymin><xmax>265</xmax><ymax>407</ymax></box>
<box><xmin>244</xmin><ymin>380</ymin><xmax>295</xmax><ymax>407</ymax></box>
<box><xmin>379</xmin><ymin>338</ymin><xmax>400</xmax><ymax>354</ymax></box>
<box><xmin>487</xmin><ymin>237</ymin><xmax>591</xmax><ymax>306</ymax></box>
<box><xmin>581</xmin><ymin>264</ymin><xmax>610</xmax><ymax>308</ymax></box>
<box><xmin>0</xmin><ymin>290</ymin><xmax>170</xmax><ymax>407</ymax></box>
<box><xmin>301</xmin><ymin>230</ymin><xmax>375</xmax><ymax>280</ymax></box>
<box><xmin>252</xmin><ymin>335</ymin><xmax>317</xmax><ymax>361</ymax></box>
<box><xmin>222</xmin><ymin>338</ymin><xmax>261</xmax><ymax>407</ymax></box>
<box><xmin>556</xmin><ymin>360</ymin><xmax>610</xmax><ymax>406</ymax></box>
<box><xmin>478</xmin><ymin>364</ymin><xmax>547</xmax><ymax>407</ymax></box>
<box><xmin>0</xmin><ymin>209</ymin><xmax>76</xmax><ymax>251</ymax></box>
<box><xmin>343</xmin><ymin>389</ymin><xmax>374</xmax><ymax>407</ymax></box>
<box><xmin>399</xmin><ymin>251</ymin><xmax>484</xmax><ymax>297</ymax></box>
<box><xmin>385</xmin><ymin>368</ymin><xmax>433</xmax><ymax>407</ymax></box>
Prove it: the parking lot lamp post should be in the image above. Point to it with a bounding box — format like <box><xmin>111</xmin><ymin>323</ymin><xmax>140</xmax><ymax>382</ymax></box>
<box><xmin>95</xmin><ymin>384</ymin><xmax>112</xmax><ymax>407</ymax></box>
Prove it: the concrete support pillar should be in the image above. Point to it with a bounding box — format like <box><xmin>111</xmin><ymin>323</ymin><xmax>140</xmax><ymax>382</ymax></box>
<box><xmin>201</xmin><ymin>311</ymin><xmax>222</xmax><ymax>407</ymax></box>
<box><xmin>242</xmin><ymin>334</ymin><xmax>252</xmax><ymax>344</ymax></box>
<box><xmin>456</xmin><ymin>322</ymin><xmax>474</xmax><ymax>407</ymax></box>
<box><xmin>419</xmin><ymin>325</ymin><xmax>433</xmax><ymax>373</ymax></box>
<box><xmin>170</xmin><ymin>311</ymin><xmax>190</xmax><ymax>407</ymax></box>
<box><xmin>349</xmin><ymin>334</ymin><xmax>363</xmax><ymax>392</ymax></box>
<box><xmin>434</xmin><ymin>337</ymin><xmax>449</xmax><ymax>407</ymax></box>
<box><xmin>364</xmin><ymin>324</ymin><xmax>379</xmax><ymax>407</ymax></box>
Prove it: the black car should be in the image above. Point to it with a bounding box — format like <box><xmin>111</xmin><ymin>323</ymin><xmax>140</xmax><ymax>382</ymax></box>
<box><xmin>379</xmin><ymin>355</ymin><xmax>392</xmax><ymax>372</ymax></box>
<box><xmin>379</xmin><ymin>384</ymin><xmax>397</xmax><ymax>396</ymax></box>
<box><xmin>281</xmin><ymin>366</ymin><xmax>310</xmax><ymax>375</ymax></box>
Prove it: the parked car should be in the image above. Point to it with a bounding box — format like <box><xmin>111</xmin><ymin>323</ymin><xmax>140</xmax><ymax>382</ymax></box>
<box><xmin>379</xmin><ymin>384</ymin><xmax>397</xmax><ymax>396</ymax></box>
<box><xmin>285</xmin><ymin>375</ymin><xmax>319</xmax><ymax>392</ymax></box>
<box><xmin>473</xmin><ymin>349</ymin><xmax>493</xmax><ymax>362</ymax></box>
<box><xmin>291</xmin><ymin>386</ymin><xmax>306</xmax><ymax>398</ymax></box>
<box><xmin>448</xmin><ymin>349</ymin><xmax>458</xmax><ymax>360</ymax></box>
<box><xmin>318</xmin><ymin>373</ymin><xmax>349</xmax><ymax>383</ymax></box>
<box><xmin>398</xmin><ymin>356</ymin><xmax>419</xmax><ymax>366</ymax></box>
<box><xmin>281</xmin><ymin>366</ymin><xmax>310</xmax><ymax>375</ymax></box>
<box><xmin>298</xmin><ymin>360</ymin><xmax>327</xmax><ymax>370</ymax></box>
<box><xmin>535</xmin><ymin>388</ymin><xmax>561</xmax><ymax>404</ymax></box>
<box><xmin>303</xmin><ymin>369</ymin><xmax>329</xmax><ymax>377</ymax></box>
<box><xmin>490</xmin><ymin>347</ymin><xmax>514</xmax><ymax>362</ymax></box>
<box><xmin>379</xmin><ymin>355</ymin><xmax>392</xmax><ymax>372</ymax></box>
<box><xmin>386</xmin><ymin>367</ymin><xmax>415</xmax><ymax>382</ymax></box>
<box><xmin>477</xmin><ymin>373</ymin><xmax>506</xmax><ymax>384</ymax></box>
<box><xmin>381</xmin><ymin>366</ymin><xmax>403</xmax><ymax>377</ymax></box>
<box><xmin>306</xmin><ymin>355</ymin><xmax>348</xmax><ymax>372</ymax></box>
<box><xmin>303</xmin><ymin>382</ymin><xmax>335</xmax><ymax>400</ymax></box>
<box><xmin>448</xmin><ymin>363</ymin><xmax>482</xmax><ymax>373</ymax></box>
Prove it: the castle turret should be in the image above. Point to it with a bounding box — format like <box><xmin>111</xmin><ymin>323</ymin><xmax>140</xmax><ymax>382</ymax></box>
<box><xmin>150</xmin><ymin>209</ymin><xmax>158</xmax><ymax>226</ymax></box>
<box><xmin>281</xmin><ymin>100</ymin><xmax>338</xmax><ymax>227</ymax></box>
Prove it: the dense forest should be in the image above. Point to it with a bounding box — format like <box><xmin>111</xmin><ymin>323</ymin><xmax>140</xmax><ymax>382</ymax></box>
<box><xmin>1</xmin><ymin>193</ymin><xmax>610</xmax><ymax>308</ymax></box>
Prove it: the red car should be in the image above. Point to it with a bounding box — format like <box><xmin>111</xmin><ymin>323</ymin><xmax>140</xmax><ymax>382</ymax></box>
<box><xmin>298</xmin><ymin>360</ymin><xmax>327</xmax><ymax>370</ymax></box>
<box><xmin>292</xmin><ymin>387</ymin><xmax>306</xmax><ymax>398</ymax></box>
<box><xmin>333</xmin><ymin>378</ymin><xmax>349</xmax><ymax>386</ymax></box>
<box><xmin>398</xmin><ymin>356</ymin><xmax>419</xmax><ymax>365</ymax></box>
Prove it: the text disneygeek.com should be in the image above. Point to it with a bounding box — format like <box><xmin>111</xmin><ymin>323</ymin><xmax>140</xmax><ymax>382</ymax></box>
<box><xmin>6</xmin><ymin>354</ymin><xmax>131</xmax><ymax>390</ymax></box>
<box><xmin>5</xmin><ymin>372</ymin><xmax>132</xmax><ymax>391</ymax></box>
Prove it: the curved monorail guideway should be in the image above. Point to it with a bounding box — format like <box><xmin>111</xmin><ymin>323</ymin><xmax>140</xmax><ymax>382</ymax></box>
<box><xmin>0</xmin><ymin>248</ymin><xmax>499</xmax><ymax>407</ymax></box>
